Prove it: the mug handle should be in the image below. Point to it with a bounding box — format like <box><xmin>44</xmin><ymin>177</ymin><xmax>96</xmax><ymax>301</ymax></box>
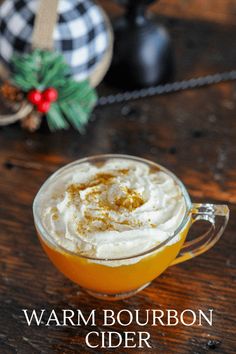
<box><xmin>170</xmin><ymin>203</ymin><xmax>229</xmax><ymax>266</ymax></box>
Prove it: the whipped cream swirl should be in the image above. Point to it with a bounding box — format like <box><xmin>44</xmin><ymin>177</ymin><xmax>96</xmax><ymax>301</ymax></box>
<box><xmin>41</xmin><ymin>159</ymin><xmax>186</xmax><ymax>266</ymax></box>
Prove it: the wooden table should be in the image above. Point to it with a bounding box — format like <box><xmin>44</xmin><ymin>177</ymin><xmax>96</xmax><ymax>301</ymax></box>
<box><xmin>0</xmin><ymin>13</ymin><xmax>236</xmax><ymax>354</ymax></box>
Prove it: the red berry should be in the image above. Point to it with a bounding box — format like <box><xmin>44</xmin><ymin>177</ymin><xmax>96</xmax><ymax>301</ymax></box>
<box><xmin>43</xmin><ymin>87</ymin><xmax>58</xmax><ymax>102</ymax></box>
<box><xmin>37</xmin><ymin>100</ymin><xmax>51</xmax><ymax>113</ymax></box>
<box><xmin>27</xmin><ymin>90</ymin><xmax>42</xmax><ymax>105</ymax></box>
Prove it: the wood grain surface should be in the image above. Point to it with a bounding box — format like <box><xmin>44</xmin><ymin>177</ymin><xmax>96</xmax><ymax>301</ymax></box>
<box><xmin>100</xmin><ymin>0</ymin><xmax>236</xmax><ymax>25</ymax></box>
<box><xmin>0</xmin><ymin>8</ymin><xmax>236</xmax><ymax>354</ymax></box>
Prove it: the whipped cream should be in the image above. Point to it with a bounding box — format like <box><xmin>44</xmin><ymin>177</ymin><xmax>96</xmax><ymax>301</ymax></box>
<box><xmin>40</xmin><ymin>158</ymin><xmax>186</xmax><ymax>266</ymax></box>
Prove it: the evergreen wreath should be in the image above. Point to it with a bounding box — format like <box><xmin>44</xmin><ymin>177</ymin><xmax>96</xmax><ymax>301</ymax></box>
<box><xmin>6</xmin><ymin>49</ymin><xmax>97</xmax><ymax>132</ymax></box>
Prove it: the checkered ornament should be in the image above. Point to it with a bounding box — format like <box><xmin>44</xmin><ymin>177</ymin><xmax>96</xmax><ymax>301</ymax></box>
<box><xmin>0</xmin><ymin>0</ymin><xmax>111</xmax><ymax>82</ymax></box>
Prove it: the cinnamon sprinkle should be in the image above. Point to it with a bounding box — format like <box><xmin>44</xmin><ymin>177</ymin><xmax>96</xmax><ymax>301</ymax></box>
<box><xmin>51</xmin><ymin>207</ymin><xmax>59</xmax><ymax>221</ymax></box>
<box><xmin>115</xmin><ymin>187</ymin><xmax>144</xmax><ymax>211</ymax></box>
<box><xmin>65</xmin><ymin>169</ymin><xmax>148</xmax><ymax>234</ymax></box>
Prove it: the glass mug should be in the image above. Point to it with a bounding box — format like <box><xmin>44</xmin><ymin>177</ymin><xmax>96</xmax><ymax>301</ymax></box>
<box><xmin>33</xmin><ymin>155</ymin><xmax>229</xmax><ymax>300</ymax></box>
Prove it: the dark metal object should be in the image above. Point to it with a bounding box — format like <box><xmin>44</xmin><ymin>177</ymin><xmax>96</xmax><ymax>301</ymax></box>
<box><xmin>105</xmin><ymin>0</ymin><xmax>173</xmax><ymax>88</ymax></box>
<box><xmin>98</xmin><ymin>70</ymin><xmax>236</xmax><ymax>106</ymax></box>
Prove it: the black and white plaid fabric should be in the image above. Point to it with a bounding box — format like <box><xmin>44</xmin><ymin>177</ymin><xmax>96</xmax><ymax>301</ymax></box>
<box><xmin>0</xmin><ymin>0</ymin><xmax>111</xmax><ymax>81</ymax></box>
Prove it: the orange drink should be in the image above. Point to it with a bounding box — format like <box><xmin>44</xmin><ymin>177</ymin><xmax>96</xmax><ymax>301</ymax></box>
<box><xmin>39</xmin><ymin>222</ymin><xmax>190</xmax><ymax>297</ymax></box>
<box><xmin>33</xmin><ymin>155</ymin><xmax>229</xmax><ymax>300</ymax></box>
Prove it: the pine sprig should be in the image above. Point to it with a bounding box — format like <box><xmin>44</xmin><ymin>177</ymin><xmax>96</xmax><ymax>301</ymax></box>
<box><xmin>10</xmin><ymin>49</ymin><xmax>97</xmax><ymax>131</ymax></box>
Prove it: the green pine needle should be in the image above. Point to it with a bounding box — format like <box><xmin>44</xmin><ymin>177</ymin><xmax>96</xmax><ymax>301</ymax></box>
<box><xmin>11</xmin><ymin>49</ymin><xmax>97</xmax><ymax>131</ymax></box>
<box><xmin>47</xmin><ymin>103</ymin><xmax>69</xmax><ymax>131</ymax></box>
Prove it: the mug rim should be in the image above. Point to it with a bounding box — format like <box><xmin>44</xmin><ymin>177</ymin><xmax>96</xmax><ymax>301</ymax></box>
<box><xmin>33</xmin><ymin>154</ymin><xmax>192</xmax><ymax>261</ymax></box>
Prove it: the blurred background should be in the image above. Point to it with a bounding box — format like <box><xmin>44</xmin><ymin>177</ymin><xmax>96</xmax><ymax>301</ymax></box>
<box><xmin>102</xmin><ymin>0</ymin><xmax>236</xmax><ymax>24</ymax></box>
<box><xmin>0</xmin><ymin>1</ymin><xmax>236</xmax><ymax>353</ymax></box>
